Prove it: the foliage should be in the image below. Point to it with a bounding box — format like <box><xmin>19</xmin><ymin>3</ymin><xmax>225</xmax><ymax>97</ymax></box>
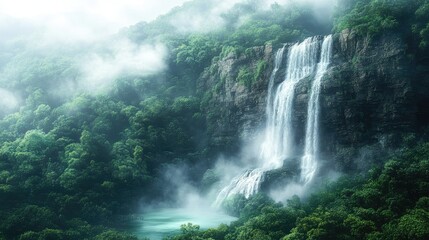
<box><xmin>236</xmin><ymin>67</ymin><xmax>254</xmax><ymax>89</ymax></box>
<box><xmin>1</xmin><ymin>0</ymin><xmax>428</xmax><ymax>239</ymax></box>
<box><xmin>94</xmin><ymin>230</ymin><xmax>138</xmax><ymax>240</ymax></box>
<box><xmin>171</xmin><ymin>143</ymin><xmax>429</xmax><ymax>240</ymax></box>
<box><xmin>335</xmin><ymin>0</ymin><xmax>399</xmax><ymax>35</ymax></box>
<box><xmin>175</xmin><ymin>34</ymin><xmax>221</xmax><ymax>68</ymax></box>
<box><xmin>0</xmin><ymin>83</ymin><xmax>205</xmax><ymax>238</ymax></box>
<box><xmin>334</xmin><ymin>0</ymin><xmax>429</xmax><ymax>51</ymax></box>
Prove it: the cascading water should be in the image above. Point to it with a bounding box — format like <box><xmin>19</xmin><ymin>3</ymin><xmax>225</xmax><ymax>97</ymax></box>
<box><xmin>261</xmin><ymin>37</ymin><xmax>320</xmax><ymax>169</ymax></box>
<box><xmin>213</xmin><ymin>45</ymin><xmax>288</xmax><ymax>207</ymax></box>
<box><xmin>266</xmin><ymin>44</ymin><xmax>287</xmax><ymax>122</ymax></box>
<box><xmin>301</xmin><ymin>35</ymin><xmax>333</xmax><ymax>184</ymax></box>
<box><xmin>214</xmin><ymin>35</ymin><xmax>333</xmax><ymax>206</ymax></box>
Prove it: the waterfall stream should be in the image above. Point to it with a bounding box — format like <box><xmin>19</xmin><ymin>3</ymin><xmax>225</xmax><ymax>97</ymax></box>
<box><xmin>301</xmin><ymin>35</ymin><xmax>333</xmax><ymax>184</ymax></box>
<box><xmin>214</xmin><ymin>35</ymin><xmax>333</xmax><ymax>206</ymax></box>
<box><xmin>260</xmin><ymin>36</ymin><xmax>320</xmax><ymax>169</ymax></box>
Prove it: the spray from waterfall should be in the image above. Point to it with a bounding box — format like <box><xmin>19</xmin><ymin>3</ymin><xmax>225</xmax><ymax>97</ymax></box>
<box><xmin>214</xmin><ymin>35</ymin><xmax>333</xmax><ymax>206</ymax></box>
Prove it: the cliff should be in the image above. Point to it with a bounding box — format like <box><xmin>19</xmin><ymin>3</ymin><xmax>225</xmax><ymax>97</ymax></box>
<box><xmin>198</xmin><ymin>30</ymin><xmax>429</xmax><ymax>173</ymax></box>
<box><xmin>197</xmin><ymin>45</ymin><xmax>274</xmax><ymax>156</ymax></box>
<box><xmin>318</xmin><ymin>30</ymin><xmax>429</xmax><ymax>171</ymax></box>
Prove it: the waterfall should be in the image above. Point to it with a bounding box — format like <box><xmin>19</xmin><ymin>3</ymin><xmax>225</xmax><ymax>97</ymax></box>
<box><xmin>261</xmin><ymin>37</ymin><xmax>320</xmax><ymax>169</ymax></box>
<box><xmin>301</xmin><ymin>35</ymin><xmax>333</xmax><ymax>184</ymax></box>
<box><xmin>213</xmin><ymin>45</ymin><xmax>287</xmax><ymax>207</ymax></box>
<box><xmin>214</xmin><ymin>168</ymin><xmax>264</xmax><ymax>206</ymax></box>
<box><xmin>266</xmin><ymin>44</ymin><xmax>287</xmax><ymax>122</ymax></box>
<box><xmin>214</xmin><ymin>35</ymin><xmax>333</xmax><ymax>206</ymax></box>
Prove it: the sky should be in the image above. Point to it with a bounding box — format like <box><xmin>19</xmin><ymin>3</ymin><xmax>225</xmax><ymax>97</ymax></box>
<box><xmin>0</xmin><ymin>0</ymin><xmax>190</xmax><ymax>42</ymax></box>
<box><xmin>0</xmin><ymin>0</ymin><xmax>336</xmax><ymax>42</ymax></box>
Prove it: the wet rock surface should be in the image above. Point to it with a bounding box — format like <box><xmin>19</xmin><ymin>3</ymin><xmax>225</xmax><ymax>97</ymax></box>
<box><xmin>199</xmin><ymin>31</ymin><xmax>429</xmax><ymax>173</ymax></box>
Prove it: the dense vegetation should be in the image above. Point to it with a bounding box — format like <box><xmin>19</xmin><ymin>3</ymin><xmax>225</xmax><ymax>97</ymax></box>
<box><xmin>334</xmin><ymin>0</ymin><xmax>429</xmax><ymax>53</ymax></box>
<box><xmin>0</xmin><ymin>1</ymin><xmax>330</xmax><ymax>239</ymax></box>
<box><xmin>1</xmin><ymin>0</ymin><xmax>429</xmax><ymax>239</ymax></box>
<box><xmin>170</xmin><ymin>143</ymin><xmax>429</xmax><ymax>240</ymax></box>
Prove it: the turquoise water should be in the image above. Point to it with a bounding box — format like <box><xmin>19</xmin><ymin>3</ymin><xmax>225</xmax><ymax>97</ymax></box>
<box><xmin>122</xmin><ymin>207</ymin><xmax>237</xmax><ymax>240</ymax></box>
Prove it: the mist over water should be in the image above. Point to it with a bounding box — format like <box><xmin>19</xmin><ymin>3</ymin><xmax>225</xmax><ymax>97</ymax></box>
<box><xmin>0</xmin><ymin>1</ymin><xmax>339</xmax><ymax>238</ymax></box>
<box><xmin>124</xmin><ymin>208</ymin><xmax>236</xmax><ymax>240</ymax></box>
<box><xmin>130</xmin><ymin>34</ymin><xmax>335</xmax><ymax>238</ymax></box>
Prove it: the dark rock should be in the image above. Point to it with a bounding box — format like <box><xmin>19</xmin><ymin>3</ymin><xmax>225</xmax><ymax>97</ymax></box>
<box><xmin>318</xmin><ymin>30</ymin><xmax>428</xmax><ymax>172</ymax></box>
<box><xmin>197</xmin><ymin>45</ymin><xmax>274</xmax><ymax>156</ymax></box>
<box><xmin>260</xmin><ymin>157</ymin><xmax>301</xmax><ymax>192</ymax></box>
<box><xmin>198</xmin><ymin>30</ymin><xmax>429</xmax><ymax>174</ymax></box>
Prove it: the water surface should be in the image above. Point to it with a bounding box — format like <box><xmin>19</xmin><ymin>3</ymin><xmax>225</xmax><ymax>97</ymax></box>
<box><xmin>122</xmin><ymin>207</ymin><xmax>236</xmax><ymax>240</ymax></box>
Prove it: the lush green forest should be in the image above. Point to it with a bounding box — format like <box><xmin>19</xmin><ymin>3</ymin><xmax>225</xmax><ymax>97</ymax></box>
<box><xmin>170</xmin><ymin>143</ymin><xmax>429</xmax><ymax>240</ymax></box>
<box><xmin>1</xmin><ymin>0</ymin><xmax>429</xmax><ymax>239</ymax></box>
<box><xmin>334</xmin><ymin>0</ymin><xmax>429</xmax><ymax>54</ymax></box>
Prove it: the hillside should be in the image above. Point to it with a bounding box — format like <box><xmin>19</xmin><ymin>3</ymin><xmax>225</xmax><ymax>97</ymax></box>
<box><xmin>1</xmin><ymin>0</ymin><xmax>429</xmax><ymax>239</ymax></box>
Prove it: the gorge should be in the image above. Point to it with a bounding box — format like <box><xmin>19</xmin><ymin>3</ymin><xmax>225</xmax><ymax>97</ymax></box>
<box><xmin>1</xmin><ymin>0</ymin><xmax>429</xmax><ymax>239</ymax></box>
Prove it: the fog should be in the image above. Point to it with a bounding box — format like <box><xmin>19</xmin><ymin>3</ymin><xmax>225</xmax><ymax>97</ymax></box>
<box><xmin>0</xmin><ymin>0</ymin><xmax>189</xmax><ymax>42</ymax></box>
<box><xmin>0</xmin><ymin>88</ymin><xmax>20</xmax><ymax>114</ymax></box>
<box><xmin>169</xmin><ymin>0</ymin><xmax>247</xmax><ymax>33</ymax></box>
<box><xmin>0</xmin><ymin>0</ymin><xmax>339</xmax><ymax>205</ymax></box>
<box><xmin>168</xmin><ymin>0</ymin><xmax>337</xmax><ymax>33</ymax></box>
<box><xmin>0</xmin><ymin>1</ymin><xmax>344</xmax><ymax>238</ymax></box>
<box><xmin>0</xmin><ymin>0</ymin><xmax>337</xmax><ymax>45</ymax></box>
<box><xmin>0</xmin><ymin>0</ymin><xmax>192</xmax><ymax>104</ymax></box>
<box><xmin>0</xmin><ymin>0</ymin><xmax>338</xmax><ymax>104</ymax></box>
<box><xmin>79</xmin><ymin>40</ymin><xmax>167</xmax><ymax>93</ymax></box>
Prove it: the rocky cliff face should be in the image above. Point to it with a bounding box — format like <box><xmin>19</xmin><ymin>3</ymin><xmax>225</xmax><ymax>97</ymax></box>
<box><xmin>197</xmin><ymin>45</ymin><xmax>274</xmax><ymax>156</ymax></box>
<box><xmin>199</xmin><ymin>30</ymin><xmax>429</xmax><ymax>172</ymax></box>
<box><xmin>318</xmin><ymin>30</ymin><xmax>429</xmax><ymax>171</ymax></box>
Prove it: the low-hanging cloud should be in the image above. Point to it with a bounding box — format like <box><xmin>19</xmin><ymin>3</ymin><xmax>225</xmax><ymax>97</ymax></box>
<box><xmin>0</xmin><ymin>0</ymin><xmax>338</xmax><ymax>109</ymax></box>
<box><xmin>169</xmin><ymin>0</ymin><xmax>337</xmax><ymax>33</ymax></box>
<box><xmin>0</xmin><ymin>0</ymin><xmax>188</xmax><ymax>102</ymax></box>
<box><xmin>0</xmin><ymin>88</ymin><xmax>20</xmax><ymax>112</ymax></box>
<box><xmin>78</xmin><ymin>39</ymin><xmax>167</xmax><ymax>93</ymax></box>
<box><xmin>0</xmin><ymin>0</ymin><xmax>189</xmax><ymax>44</ymax></box>
<box><xmin>169</xmin><ymin>0</ymin><xmax>244</xmax><ymax>33</ymax></box>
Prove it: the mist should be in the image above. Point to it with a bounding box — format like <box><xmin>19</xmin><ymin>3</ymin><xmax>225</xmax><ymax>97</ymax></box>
<box><xmin>167</xmin><ymin>0</ymin><xmax>337</xmax><ymax>33</ymax></box>
<box><xmin>0</xmin><ymin>0</ymin><xmax>189</xmax><ymax>43</ymax></box>
<box><xmin>0</xmin><ymin>1</ymin><xmax>425</xmax><ymax>239</ymax></box>
<box><xmin>0</xmin><ymin>0</ymin><xmax>338</xmax><ymax>103</ymax></box>
<box><xmin>0</xmin><ymin>88</ymin><xmax>20</xmax><ymax>114</ymax></box>
<box><xmin>0</xmin><ymin>0</ymin><xmax>341</xmax><ymax>238</ymax></box>
<box><xmin>79</xmin><ymin>40</ymin><xmax>167</xmax><ymax>93</ymax></box>
<box><xmin>0</xmin><ymin>0</ymin><xmax>340</xmax><ymax>201</ymax></box>
<box><xmin>0</xmin><ymin>1</ymin><xmax>192</xmax><ymax>106</ymax></box>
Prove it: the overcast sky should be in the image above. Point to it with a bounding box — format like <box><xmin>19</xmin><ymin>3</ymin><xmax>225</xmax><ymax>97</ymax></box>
<box><xmin>0</xmin><ymin>0</ymin><xmax>336</xmax><ymax>43</ymax></box>
<box><xmin>0</xmin><ymin>0</ymin><xmax>190</xmax><ymax>42</ymax></box>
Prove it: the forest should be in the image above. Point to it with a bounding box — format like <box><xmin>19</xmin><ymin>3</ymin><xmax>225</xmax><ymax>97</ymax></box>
<box><xmin>0</xmin><ymin>0</ymin><xmax>429</xmax><ymax>239</ymax></box>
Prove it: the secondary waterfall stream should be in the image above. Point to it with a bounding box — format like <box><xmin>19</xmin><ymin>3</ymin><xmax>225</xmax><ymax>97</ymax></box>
<box><xmin>214</xmin><ymin>35</ymin><xmax>333</xmax><ymax>206</ymax></box>
<box><xmin>301</xmin><ymin>35</ymin><xmax>333</xmax><ymax>184</ymax></box>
